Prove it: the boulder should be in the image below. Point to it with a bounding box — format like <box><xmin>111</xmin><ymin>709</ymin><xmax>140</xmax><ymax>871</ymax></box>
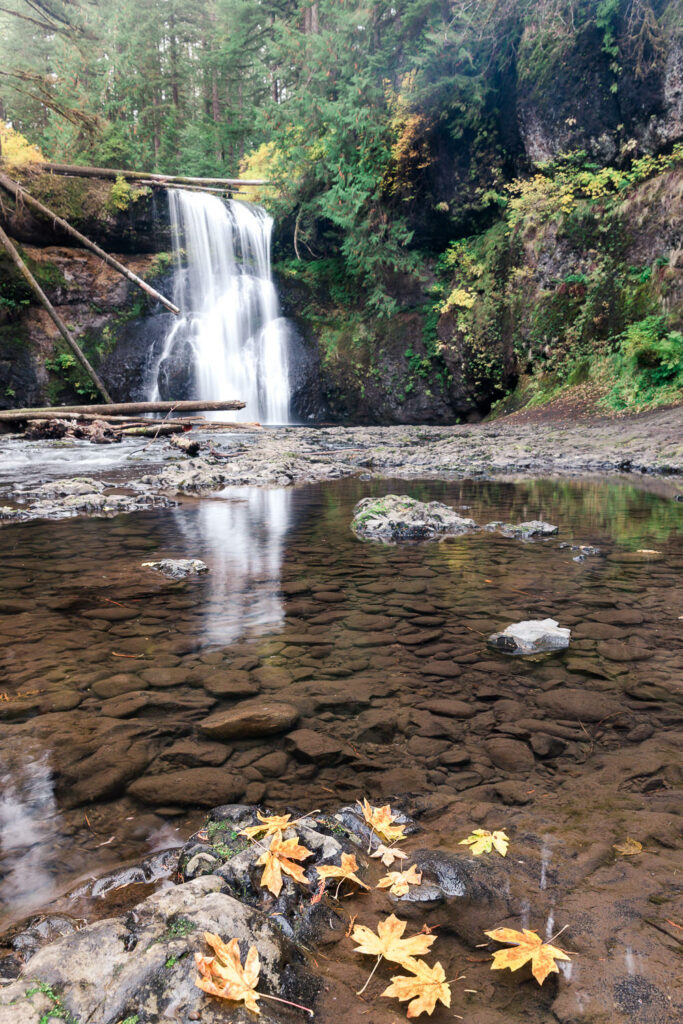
<box><xmin>351</xmin><ymin>494</ymin><xmax>477</xmax><ymax>542</ymax></box>
<box><xmin>200</xmin><ymin>700</ymin><xmax>299</xmax><ymax>739</ymax></box>
<box><xmin>141</xmin><ymin>558</ymin><xmax>208</xmax><ymax>579</ymax></box>
<box><xmin>488</xmin><ymin>618</ymin><xmax>570</xmax><ymax>655</ymax></box>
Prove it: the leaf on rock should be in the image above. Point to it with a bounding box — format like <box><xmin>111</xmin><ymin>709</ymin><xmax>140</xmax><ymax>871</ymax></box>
<box><xmin>613</xmin><ymin>837</ymin><xmax>643</xmax><ymax>856</ymax></box>
<box><xmin>315</xmin><ymin>852</ymin><xmax>369</xmax><ymax>891</ymax></box>
<box><xmin>371</xmin><ymin>843</ymin><xmax>408</xmax><ymax>867</ymax></box>
<box><xmin>195</xmin><ymin>932</ymin><xmax>261</xmax><ymax>1014</ymax></box>
<box><xmin>351</xmin><ymin>914</ymin><xmax>436</xmax><ymax>965</ymax></box>
<box><xmin>240</xmin><ymin>811</ymin><xmax>297</xmax><ymax>840</ymax></box>
<box><xmin>459</xmin><ymin>828</ymin><xmax>509</xmax><ymax>856</ymax></box>
<box><xmin>485</xmin><ymin>927</ymin><xmax>571</xmax><ymax>985</ymax></box>
<box><xmin>359</xmin><ymin>798</ymin><xmax>407</xmax><ymax>844</ymax></box>
<box><xmin>382</xmin><ymin>958</ymin><xmax>451</xmax><ymax>1018</ymax></box>
<box><xmin>256</xmin><ymin>830</ymin><xmax>313</xmax><ymax>897</ymax></box>
<box><xmin>376</xmin><ymin>864</ymin><xmax>422</xmax><ymax>897</ymax></box>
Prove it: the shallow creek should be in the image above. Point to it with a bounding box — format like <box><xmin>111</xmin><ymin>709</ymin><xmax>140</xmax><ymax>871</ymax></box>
<box><xmin>0</xmin><ymin>475</ymin><xmax>681</xmax><ymax>1021</ymax></box>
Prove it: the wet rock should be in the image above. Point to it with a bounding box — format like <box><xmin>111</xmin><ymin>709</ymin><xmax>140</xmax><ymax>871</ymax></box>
<box><xmin>200</xmin><ymin>700</ymin><xmax>299</xmax><ymax>739</ymax></box>
<box><xmin>152</xmin><ymin>738</ymin><xmax>230</xmax><ymax>768</ymax></box>
<box><xmin>284</xmin><ymin>728</ymin><xmax>349</xmax><ymax>766</ymax></box>
<box><xmin>485</xmin><ymin>520</ymin><xmax>558</xmax><ymax>538</ymax></box>
<box><xmin>535</xmin><ymin>688</ymin><xmax>624</xmax><ymax>722</ymax></box>
<box><xmin>141</xmin><ymin>558</ymin><xmax>208</xmax><ymax>579</ymax></box>
<box><xmin>530</xmin><ymin>732</ymin><xmax>567</xmax><ymax>757</ymax></box>
<box><xmin>485</xmin><ymin>736</ymin><xmax>535</xmax><ymax>772</ymax></box>
<box><xmin>355</xmin><ymin>708</ymin><xmax>398</xmax><ymax>743</ymax></box>
<box><xmin>201</xmin><ymin>670</ymin><xmax>260</xmax><ymax>698</ymax></box>
<box><xmin>351</xmin><ymin>494</ymin><xmax>477</xmax><ymax>542</ymax></box>
<box><xmin>0</xmin><ymin>490</ymin><xmax>173</xmax><ymax>522</ymax></box>
<box><xmin>91</xmin><ymin>673</ymin><xmax>147</xmax><ymax>698</ymax></box>
<box><xmin>419</xmin><ymin>698</ymin><xmax>476</xmax><ymax>718</ymax></box>
<box><xmin>0</xmin><ymin>877</ymin><xmax>318</xmax><ymax>1024</ymax></box>
<box><xmin>28</xmin><ymin>477</ymin><xmax>106</xmax><ymax>498</ymax></box>
<box><xmin>488</xmin><ymin>617</ymin><xmax>570</xmax><ymax>655</ymax></box>
<box><xmin>492</xmin><ymin>780</ymin><xmax>533</xmax><ymax>805</ymax></box>
<box><xmin>128</xmin><ymin>767</ymin><xmax>244</xmax><ymax>806</ymax></box>
<box><xmin>597</xmin><ymin>640</ymin><xmax>652</xmax><ymax>662</ymax></box>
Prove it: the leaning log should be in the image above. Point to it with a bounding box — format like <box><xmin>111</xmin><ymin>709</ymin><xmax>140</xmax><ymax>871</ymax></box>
<box><xmin>0</xmin><ymin>400</ymin><xmax>245</xmax><ymax>421</ymax></box>
<box><xmin>39</xmin><ymin>162</ymin><xmax>267</xmax><ymax>188</ymax></box>
<box><xmin>0</xmin><ymin>171</ymin><xmax>180</xmax><ymax>315</ymax></box>
<box><xmin>0</xmin><ymin>224</ymin><xmax>113</xmax><ymax>404</ymax></box>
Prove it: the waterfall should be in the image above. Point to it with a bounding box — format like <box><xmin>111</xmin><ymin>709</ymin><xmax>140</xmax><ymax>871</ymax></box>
<box><xmin>148</xmin><ymin>190</ymin><xmax>290</xmax><ymax>424</ymax></box>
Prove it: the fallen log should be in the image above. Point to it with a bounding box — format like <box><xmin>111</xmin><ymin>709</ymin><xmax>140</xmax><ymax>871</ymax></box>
<box><xmin>0</xmin><ymin>171</ymin><xmax>180</xmax><ymax>315</ymax></box>
<box><xmin>0</xmin><ymin>223</ymin><xmax>113</xmax><ymax>404</ymax></box>
<box><xmin>121</xmin><ymin>423</ymin><xmax>186</xmax><ymax>437</ymax></box>
<box><xmin>39</xmin><ymin>162</ymin><xmax>267</xmax><ymax>188</ymax></box>
<box><xmin>0</xmin><ymin>399</ymin><xmax>245</xmax><ymax>421</ymax></box>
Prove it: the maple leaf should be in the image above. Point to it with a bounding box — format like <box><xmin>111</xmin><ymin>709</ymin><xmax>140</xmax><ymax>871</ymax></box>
<box><xmin>485</xmin><ymin>927</ymin><xmax>571</xmax><ymax>985</ymax></box>
<box><xmin>351</xmin><ymin>914</ymin><xmax>436</xmax><ymax>965</ymax></box>
<box><xmin>195</xmin><ymin>932</ymin><xmax>261</xmax><ymax>1014</ymax></box>
<box><xmin>240</xmin><ymin>811</ymin><xmax>297</xmax><ymax>840</ymax></box>
<box><xmin>382</xmin><ymin>958</ymin><xmax>451</xmax><ymax>1018</ymax></box>
<box><xmin>371</xmin><ymin>843</ymin><xmax>408</xmax><ymax>868</ymax></box>
<box><xmin>256</xmin><ymin>830</ymin><xmax>313</xmax><ymax>897</ymax></box>
<box><xmin>376</xmin><ymin>864</ymin><xmax>422</xmax><ymax>897</ymax></box>
<box><xmin>460</xmin><ymin>828</ymin><xmax>509</xmax><ymax>857</ymax></box>
<box><xmin>315</xmin><ymin>852</ymin><xmax>369</xmax><ymax>896</ymax></box>
<box><xmin>359</xmin><ymin>798</ymin><xmax>407</xmax><ymax>845</ymax></box>
<box><xmin>613</xmin><ymin>837</ymin><xmax>643</xmax><ymax>856</ymax></box>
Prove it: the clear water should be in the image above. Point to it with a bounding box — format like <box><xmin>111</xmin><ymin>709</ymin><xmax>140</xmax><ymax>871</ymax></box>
<box><xmin>147</xmin><ymin>191</ymin><xmax>290</xmax><ymax>424</ymax></box>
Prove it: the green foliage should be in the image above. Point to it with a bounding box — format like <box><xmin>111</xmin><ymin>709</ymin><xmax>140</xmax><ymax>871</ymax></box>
<box><xmin>107</xmin><ymin>175</ymin><xmax>136</xmax><ymax>213</ymax></box>
<box><xmin>25</xmin><ymin>980</ymin><xmax>79</xmax><ymax>1024</ymax></box>
<box><xmin>606</xmin><ymin>317</ymin><xmax>683</xmax><ymax>409</ymax></box>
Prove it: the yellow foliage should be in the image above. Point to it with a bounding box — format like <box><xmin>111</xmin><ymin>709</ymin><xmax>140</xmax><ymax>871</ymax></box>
<box><xmin>239</xmin><ymin>141</ymin><xmax>279</xmax><ymax>204</ymax></box>
<box><xmin>0</xmin><ymin>121</ymin><xmax>44</xmax><ymax>168</ymax></box>
<box><xmin>440</xmin><ymin>287</ymin><xmax>476</xmax><ymax>314</ymax></box>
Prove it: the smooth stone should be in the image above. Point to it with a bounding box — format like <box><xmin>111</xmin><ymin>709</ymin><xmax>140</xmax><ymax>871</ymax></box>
<box><xmin>345</xmin><ymin>612</ymin><xmax>396</xmax><ymax>631</ymax></box>
<box><xmin>128</xmin><ymin>768</ymin><xmax>244</xmax><ymax>806</ymax></box>
<box><xmin>535</xmin><ymin>689</ymin><xmax>624</xmax><ymax>722</ymax></box>
<box><xmin>485</xmin><ymin>737</ymin><xmax>535</xmax><ymax>772</ymax></box>
<box><xmin>91</xmin><ymin>674</ymin><xmax>147</xmax><ymax>698</ymax></box>
<box><xmin>419</xmin><ymin>698</ymin><xmax>476</xmax><ymax>719</ymax></box>
<box><xmin>141</xmin><ymin>667</ymin><xmax>189</xmax><ymax>687</ymax></box>
<box><xmin>200</xmin><ymin>700</ymin><xmax>299</xmax><ymax>739</ymax></box>
<box><xmin>597</xmin><ymin>641</ymin><xmax>651</xmax><ymax>662</ymax></box>
<box><xmin>202</xmin><ymin>672</ymin><xmax>260</xmax><ymax>698</ymax></box>
<box><xmin>591</xmin><ymin>608</ymin><xmax>644</xmax><ymax>625</ymax></box>
<box><xmin>154</xmin><ymin>738</ymin><xmax>230</xmax><ymax>767</ymax></box>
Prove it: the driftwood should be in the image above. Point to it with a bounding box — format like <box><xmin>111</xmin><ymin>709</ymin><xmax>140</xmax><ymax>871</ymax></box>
<box><xmin>0</xmin><ymin>171</ymin><xmax>180</xmax><ymax>315</ymax></box>
<box><xmin>121</xmin><ymin>423</ymin><xmax>187</xmax><ymax>437</ymax></box>
<box><xmin>39</xmin><ymin>162</ymin><xmax>267</xmax><ymax>188</ymax></box>
<box><xmin>0</xmin><ymin>223</ymin><xmax>113</xmax><ymax>404</ymax></box>
<box><xmin>0</xmin><ymin>399</ymin><xmax>245</xmax><ymax>421</ymax></box>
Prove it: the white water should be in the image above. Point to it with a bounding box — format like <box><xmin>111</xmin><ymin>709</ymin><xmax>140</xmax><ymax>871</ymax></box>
<box><xmin>148</xmin><ymin>191</ymin><xmax>290</xmax><ymax>424</ymax></box>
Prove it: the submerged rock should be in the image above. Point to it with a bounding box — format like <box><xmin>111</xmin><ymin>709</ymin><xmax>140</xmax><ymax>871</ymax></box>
<box><xmin>351</xmin><ymin>494</ymin><xmax>477</xmax><ymax>542</ymax></box>
<box><xmin>199</xmin><ymin>700</ymin><xmax>299</xmax><ymax>740</ymax></box>
<box><xmin>141</xmin><ymin>557</ymin><xmax>208</xmax><ymax>579</ymax></box>
<box><xmin>488</xmin><ymin>617</ymin><xmax>571</xmax><ymax>655</ymax></box>
<box><xmin>485</xmin><ymin>519</ymin><xmax>558</xmax><ymax>538</ymax></box>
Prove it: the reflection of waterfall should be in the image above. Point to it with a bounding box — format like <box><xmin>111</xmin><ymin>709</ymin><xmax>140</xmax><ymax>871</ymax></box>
<box><xmin>148</xmin><ymin>191</ymin><xmax>290</xmax><ymax>424</ymax></box>
<box><xmin>173</xmin><ymin>487</ymin><xmax>291</xmax><ymax>646</ymax></box>
<box><xmin>0</xmin><ymin>755</ymin><xmax>60</xmax><ymax>925</ymax></box>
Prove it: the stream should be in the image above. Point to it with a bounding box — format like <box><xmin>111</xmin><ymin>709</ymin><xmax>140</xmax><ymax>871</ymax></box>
<box><xmin>0</xmin><ymin>474</ymin><xmax>681</xmax><ymax>1020</ymax></box>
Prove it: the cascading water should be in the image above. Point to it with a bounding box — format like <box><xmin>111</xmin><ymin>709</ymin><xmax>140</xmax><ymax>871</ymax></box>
<box><xmin>147</xmin><ymin>190</ymin><xmax>290</xmax><ymax>424</ymax></box>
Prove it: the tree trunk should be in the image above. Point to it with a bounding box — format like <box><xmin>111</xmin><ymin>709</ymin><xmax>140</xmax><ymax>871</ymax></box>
<box><xmin>38</xmin><ymin>162</ymin><xmax>266</xmax><ymax>187</ymax></box>
<box><xmin>0</xmin><ymin>400</ymin><xmax>246</xmax><ymax>422</ymax></box>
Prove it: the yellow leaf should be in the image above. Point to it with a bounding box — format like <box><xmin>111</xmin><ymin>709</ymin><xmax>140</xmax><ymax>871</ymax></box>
<box><xmin>351</xmin><ymin>914</ymin><xmax>436</xmax><ymax>965</ymax></box>
<box><xmin>359</xmin><ymin>798</ymin><xmax>407</xmax><ymax>845</ymax></box>
<box><xmin>376</xmin><ymin>864</ymin><xmax>422</xmax><ymax>897</ymax></box>
<box><xmin>382</xmin><ymin>958</ymin><xmax>451</xmax><ymax>1017</ymax></box>
<box><xmin>195</xmin><ymin>932</ymin><xmax>261</xmax><ymax>1014</ymax></box>
<box><xmin>256</xmin><ymin>830</ymin><xmax>313</xmax><ymax>897</ymax></box>
<box><xmin>240</xmin><ymin>811</ymin><xmax>297</xmax><ymax>840</ymax></box>
<box><xmin>371</xmin><ymin>843</ymin><xmax>408</xmax><ymax>867</ymax></box>
<box><xmin>613</xmin><ymin>837</ymin><xmax>643</xmax><ymax>856</ymax></box>
<box><xmin>485</xmin><ymin>927</ymin><xmax>571</xmax><ymax>985</ymax></box>
<box><xmin>315</xmin><ymin>852</ymin><xmax>369</xmax><ymax>893</ymax></box>
<box><xmin>459</xmin><ymin>829</ymin><xmax>509</xmax><ymax>857</ymax></box>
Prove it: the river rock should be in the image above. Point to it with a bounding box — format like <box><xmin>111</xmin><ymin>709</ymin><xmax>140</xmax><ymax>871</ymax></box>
<box><xmin>488</xmin><ymin>617</ymin><xmax>570</xmax><ymax>655</ymax></box>
<box><xmin>284</xmin><ymin>728</ymin><xmax>349</xmax><ymax>765</ymax></box>
<box><xmin>128</xmin><ymin>767</ymin><xmax>244</xmax><ymax>806</ymax></box>
<box><xmin>199</xmin><ymin>700</ymin><xmax>299</xmax><ymax>739</ymax></box>
<box><xmin>535</xmin><ymin>688</ymin><xmax>624</xmax><ymax>722</ymax></box>
<box><xmin>141</xmin><ymin>558</ymin><xmax>208</xmax><ymax>579</ymax></box>
<box><xmin>0</xmin><ymin>877</ymin><xmax>316</xmax><ymax>1024</ymax></box>
<box><xmin>351</xmin><ymin>494</ymin><xmax>477</xmax><ymax>542</ymax></box>
<box><xmin>28</xmin><ymin>477</ymin><xmax>106</xmax><ymax>497</ymax></box>
<box><xmin>485</xmin><ymin>519</ymin><xmax>558</xmax><ymax>538</ymax></box>
<box><xmin>485</xmin><ymin>736</ymin><xmax>535</xmax><ymax>772</ymax></box>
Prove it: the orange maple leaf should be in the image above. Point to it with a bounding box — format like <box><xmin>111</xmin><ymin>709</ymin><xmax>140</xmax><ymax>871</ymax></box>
<box><xmin>359</xmin><ymin>798</ymin><xmax>407</xmax><ymax>845</ymax></box>
<box><xmin>351</xmin><ymin>914</ymin><xmax>436</xmax><ymax>965</ymax></box>
<box><xmin>195</xmin><ymin>932</ymin><xmax>261</xmax><ymax>1013</ymax></box>
<box><xmin>315</xmin><ymin>852</ymin><xmax>369</xmax><ymax>896</ymax></box>
<box><xmin>382</xmin><ymin>957</ymin><xmax>451</xmax><ymax>1018</ymax></box>
<box><xmin>256</xmin><ymin>829</ymin><xmax>313</xmax><ymax>897</ymax></box>
<box><xmin>485</xmin><ymin>927</ymin><xmax>571</xmax><ymax>984</ymax></box>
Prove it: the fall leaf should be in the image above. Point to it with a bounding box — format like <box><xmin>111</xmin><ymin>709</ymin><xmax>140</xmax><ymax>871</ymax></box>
<box><xmin>613</xmin><ymin>837</ymin><xmax>643</xmax><ymax>856</ymax></box>
<box><xmin>315</xmin><ymin>852</ymin><xmax>369</xmax><ymax>894</ymax></box>
<box><xmin>240</xmin><ymin>811</ymin><xmax>297</xmax><ymax>840</ymax></box>
<box><xmin>376</xmin><ymin>864</ymin><xmax>422</xmax><ymax>897</ymax></box>
<box><xmin>195</xmin><ymin>932</ymin><xmax>261</xmax><ymax>1013</ymax></box>
<box><xmin>459</xmin><ymin>828</ymin><xmax>509</xmax><ymax>857</ymax></box>
<box><xmin>485</xmin><ymin>927</ymin><xmax>571</xmax><ymax>985</ymax></box>
<box><xmin>359</xmin><ymin>798</ymin><xmax>407</xmax><ymax>845</ymax></box>
<box><xmin>382</xmin><ymin>958</ymin><xmax>451</xmax><ymax>1018</ymax></box>
<box><xmin>351</xmin><ymin>914</ymin><xmax>436</xmax><ymax>965</ymax></box>
<box><xmin>371</xmin><ymin>843</ymin><xmax>408</xmax><ymax>867</ymax></box>
<box><xmin>256</xmin><ymin>830</ymin><xmax>313</xmax><ymax>897</ymax></box>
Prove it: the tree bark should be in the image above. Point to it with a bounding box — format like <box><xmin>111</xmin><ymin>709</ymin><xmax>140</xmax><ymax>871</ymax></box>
<box><xmin>0</xmin><ymin>171</ymin><xmax>180</xmax><ymax>315</ymax></box>
<box><xmin>0</xmin><ymin>399</ymin><xmax>246</xmax><ymax>421</ymax></box>
<box><xmin>0</xmin><ymin>223</ymin><xmax>113</xmax><ymax>404</ymax></box>
<box><xmin>38</xmin><ymin>162</ymin><xmax>266</xmax><ymax>186</ymax></box>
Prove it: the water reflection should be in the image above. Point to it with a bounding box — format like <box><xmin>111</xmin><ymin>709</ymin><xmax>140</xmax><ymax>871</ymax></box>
<box><xmin>0</xmin><ymin>754</ymin><xmax>60</xmax><ymax>924</ymax></box>
<box><xmin>172</xmin><ymin>486</ymin><xmax>292</xmax><ymax>646</ymax></box>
